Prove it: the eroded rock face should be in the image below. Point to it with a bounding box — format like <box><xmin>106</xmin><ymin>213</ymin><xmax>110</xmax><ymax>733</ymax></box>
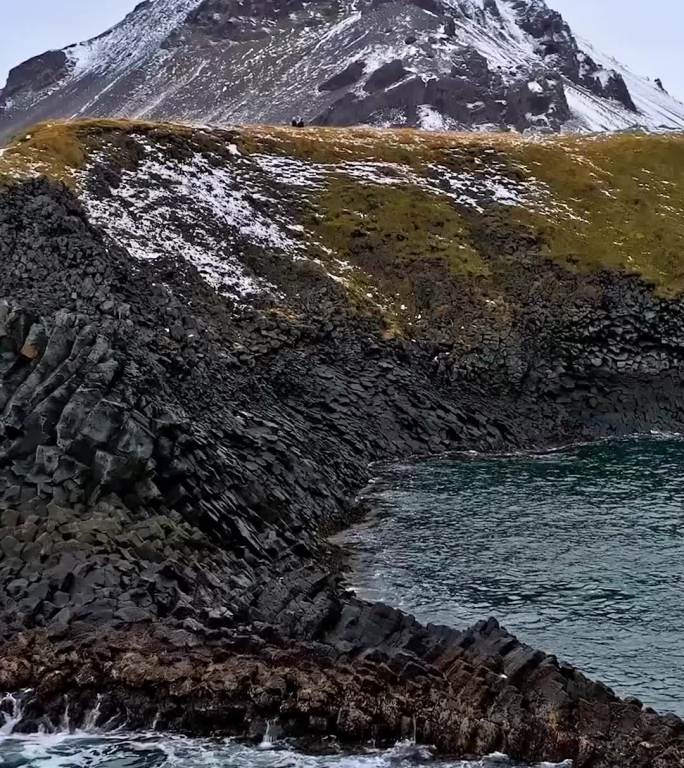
<box><xmin>1</xmin><ymin>52</ymin><xmax>69</xmax><ymax>102</ymax></box>
<box><xmin>1</xmin><ymin>172</ymin><xmax>684</xmax><ymax>766</ymax></box>
<box><xmin>3</xmin><ymin>612</ymin><xmax>684</xmax><ymax>766</ymax></box>
<box><xmin>0</xmin><ymin>173</ymin><xmax>514</xmax><ymax>643</ymax></box>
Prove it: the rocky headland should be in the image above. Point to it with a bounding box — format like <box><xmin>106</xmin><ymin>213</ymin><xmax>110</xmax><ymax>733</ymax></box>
<box><xmin>0</xmin><ymin>121</ymin><xmax>683</xmax><ymax>766</ymax></box>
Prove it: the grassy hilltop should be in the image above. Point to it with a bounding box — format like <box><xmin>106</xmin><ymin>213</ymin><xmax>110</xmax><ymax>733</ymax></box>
<box><xmin>2</xmin><ymin>120</ymin><xmax>683</xmax><ymax>334</ymax></box>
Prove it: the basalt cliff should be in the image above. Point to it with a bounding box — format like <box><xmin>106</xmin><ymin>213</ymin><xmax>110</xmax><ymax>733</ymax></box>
<box><xmin>0</xmin><ymin>121</ymin><xmax>684</xmax><ymax>766</ymax></box>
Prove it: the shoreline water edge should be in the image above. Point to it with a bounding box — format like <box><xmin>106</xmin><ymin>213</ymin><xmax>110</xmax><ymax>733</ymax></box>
<box><xmin>0</xmin><ymin>125</ymin><xmax>684</xmax><ymax>767</ymax></box>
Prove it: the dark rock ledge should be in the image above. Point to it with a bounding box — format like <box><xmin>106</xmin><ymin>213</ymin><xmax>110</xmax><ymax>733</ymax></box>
<box><xmin>0</xmin><ymin>176</ymin><xmax>683</xmax><ymax>767</ymax></box>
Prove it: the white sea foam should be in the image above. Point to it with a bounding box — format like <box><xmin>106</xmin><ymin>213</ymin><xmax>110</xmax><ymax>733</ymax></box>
<box><xmin>0</xmin><ymin>730</ymin><xmax>574</xmax><ymax>768</ymax></box>
<box><xmin>0</xmin><ymin>694</ymin><xmax>573</xmax><ymax>768</ymax></box>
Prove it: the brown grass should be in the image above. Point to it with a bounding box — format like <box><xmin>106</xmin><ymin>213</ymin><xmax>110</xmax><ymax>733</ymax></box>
<box><xmin>2</xmin><ymin>119</ymin><xmax>683</xmax><ymax>295</ymax></box>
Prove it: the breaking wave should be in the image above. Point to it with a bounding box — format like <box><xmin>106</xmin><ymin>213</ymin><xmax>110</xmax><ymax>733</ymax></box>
<box><xmin>0</xmin><ymin>691</ymin><xmax>571</xmax><ymax>768</ymax></box>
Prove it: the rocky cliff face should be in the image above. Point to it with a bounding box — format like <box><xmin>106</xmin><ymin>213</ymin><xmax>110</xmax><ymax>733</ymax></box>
<box><xmin>1</xmin><ymin>121</ymin><xmax>684</xmax><ymax>765</ymax></box>
<box><xmin>2</xmin><ymin>0</ymin><xmax>684</xmax><ymax>143</ymax></box>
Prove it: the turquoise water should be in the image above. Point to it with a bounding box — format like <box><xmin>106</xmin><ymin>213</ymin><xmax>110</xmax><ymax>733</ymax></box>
<box><xmin>3</xmin><ymin>439</ymin><xmax>679</xmax><ymax>767</ymax></box>
<box><xmin>338</xmin><ymin>437</ymin><xmax>684</xmax><ymax>716</ymax></box>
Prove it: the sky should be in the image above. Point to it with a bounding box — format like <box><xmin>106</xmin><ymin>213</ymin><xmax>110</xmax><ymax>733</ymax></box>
<box><xmin>0</xmin><ymin>0</ymin><xmax>682</xmax><ymax>100</ymax></box>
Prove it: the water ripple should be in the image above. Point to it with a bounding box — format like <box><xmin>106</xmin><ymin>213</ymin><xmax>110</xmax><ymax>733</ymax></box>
<box><xmin>338</xmin><ymin>438</ymin><xmax>684</xmax><ymax>715</ymax></box>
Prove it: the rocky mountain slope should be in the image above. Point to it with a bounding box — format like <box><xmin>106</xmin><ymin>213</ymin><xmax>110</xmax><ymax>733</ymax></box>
<box><xmin>1</xmin><ymin>119</ymin><xmax>684</xmax><ymax>765</ymax></box>
<box><xmin>2</xmin><ymin>0</ymin><xmax>684</xmax><ymax>142</ymax></box>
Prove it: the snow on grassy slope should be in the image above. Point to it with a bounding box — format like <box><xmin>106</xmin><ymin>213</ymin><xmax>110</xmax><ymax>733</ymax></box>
<box><xmin>80</xmin><ymin>140</ymin><xmax>300</xmax><ymax>298</ymax></box>
<box><xmin>7</xmin><ymin>121</ymin><xmax>683</xmax><ymax>317</ymax></box>
<box><xmin>77</xmin><ymin>127</ymin><xmax>586</xmax><ymax>301</ymax></box>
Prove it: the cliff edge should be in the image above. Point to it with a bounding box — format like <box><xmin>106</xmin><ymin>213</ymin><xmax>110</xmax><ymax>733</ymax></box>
<box><xmin>0</xmin><ymin>121</ymin><xmax>683</xmax><ymax>766</ymax></box>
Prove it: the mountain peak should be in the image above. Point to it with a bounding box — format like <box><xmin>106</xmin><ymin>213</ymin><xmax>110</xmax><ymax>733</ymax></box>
<box><xmin>1</xmin><ymin>0</ymin><xmax>683</xmax><ymax>141</ymax></box>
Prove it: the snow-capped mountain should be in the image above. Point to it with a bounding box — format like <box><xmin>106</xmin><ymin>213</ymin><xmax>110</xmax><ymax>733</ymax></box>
<box><xmin>2</xmin><ymin>0</ymin><xmax>684</xmax><ymax>140</ymax></box>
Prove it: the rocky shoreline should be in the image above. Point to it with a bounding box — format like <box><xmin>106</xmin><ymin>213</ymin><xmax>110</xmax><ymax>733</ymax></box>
<box><xmin>1</xmin><ymin>134</ymin><xmax>684</xmax><ymax>767</ymax></box>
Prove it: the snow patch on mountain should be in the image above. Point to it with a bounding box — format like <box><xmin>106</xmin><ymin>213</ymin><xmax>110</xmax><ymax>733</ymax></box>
<box><xmin>2</xmin><ymin>0</ymin><xmax>684</xmax><ymax>138</ymax></box>
<box><xmin>453</xmin><ymin>0</ymin><xmax>539</xmax><ymax>76</ymax></box>
<box><xmin>576</xmin><ymin>38</ymin><xmax>684</xmax><ymax>132</ymax></box>
<box><xmin>418</xmin><ymin>105</ymin><xmax>457</xmax><ymax>131</ymax></box>
<box><xmin>66</xmin><ymin>0</ymin><xmax>204</xmax><ymax>78</ymax></box>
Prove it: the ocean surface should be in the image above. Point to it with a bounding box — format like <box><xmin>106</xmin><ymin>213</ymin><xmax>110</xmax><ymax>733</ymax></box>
<box><xmin>2</xmin><ymin>437</ymin><xmax>680</xmax><ymax>768</ymax></box>
<box><xmin>337</xmin><ymin>436</ymin><xmax>684</xmax><ymax>716</ymax></box>
<box><xmin>0</xmin><ymin>731</ymin><xmax>569</xmax><ymax>768</ymax></box>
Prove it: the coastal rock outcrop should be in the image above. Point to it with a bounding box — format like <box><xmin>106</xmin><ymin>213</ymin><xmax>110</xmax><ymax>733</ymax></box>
<box><xmin>0</xmin><ymin>122</ymin><xmax>683</xmax><ymax>766</ymax></box>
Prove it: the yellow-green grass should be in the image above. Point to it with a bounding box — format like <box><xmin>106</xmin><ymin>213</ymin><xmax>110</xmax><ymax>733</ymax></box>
<box><xmin>241</xmin><ymin>126</ymin><xmax>684</xmax><ymax>294</ymax></box>
<box><xmin>0</xmin><ymin>118</ymin><xmax>216</xmax><ymax>185</ymax></box>
<box><xmin>2</xmin><ymin>119</ymin><xmax>683</xmax><ymax>295</ymax></box>
<box><xmin>508</xmin><ymin>134</ymin><xmax>684</xmax><ymax>295</ymax></box>
<box><xmin>238</xmin><ymin>124</ymin><xmax>527</xmax><ymax>166</ymax></box>
<box><xmin>314</xmin><ymin>177</ymin><xmax>489</xmax><ymax>275</ymax></box>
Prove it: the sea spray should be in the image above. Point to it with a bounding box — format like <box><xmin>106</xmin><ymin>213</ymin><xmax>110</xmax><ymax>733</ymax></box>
<box><xmin>61</xmin><ymin>695</ymin><xmax>71</xmax><ymax>733</ymax></box>
<box><xmin>0</xmin><ymin>729</ymin><xmax>575</xmax><ymax>767</ymax></box>
<box><xmin>0</xmin><ymin>700</ymin><xmax>574</xmax><ymax>768</ymax></box>
<box><xmin>259</xmin><ymin>718</ymin><xmax>278</xmax><ymax>749</ymax></box>
<box><xmin>83</xmin><ymin>694</ymin><xmax>103</xmax><ymax>731</ymax></box>
<box><xmin>0</xmin><ymin>692</ymin><xmax>23</xmax><ymax>736</ymax></box>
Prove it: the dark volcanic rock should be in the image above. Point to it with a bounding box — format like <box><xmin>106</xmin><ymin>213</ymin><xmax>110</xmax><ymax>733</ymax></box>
<box><xmin>2</xmin><ymin>51</ymin><xmax>69</xmax><ymax>101</ymax></box>
<box><xmin>0</xmin><ymin>154</ymin><xmax>684</xmax><ymax>768</ymax></box>
<box><xmin>364</xmin><ymin>61</ymin><xmax>410</xmax><ymax>93</ymax></box>
<box><xmin>2</xmin><ymin>614</ymin><xmax>684</xmax><ymax>767</ymax></box>
<box><xmin>319</xmin><ymin>61</ymin><xmax>366</xmax><ymax>92</ymax></box>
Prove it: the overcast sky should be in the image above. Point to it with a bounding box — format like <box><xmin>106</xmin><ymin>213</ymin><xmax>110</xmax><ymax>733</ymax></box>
<box><xmin>0</xmin><ymin>0</ymin><xmax>682</xmax><ymax>100</ymax></box>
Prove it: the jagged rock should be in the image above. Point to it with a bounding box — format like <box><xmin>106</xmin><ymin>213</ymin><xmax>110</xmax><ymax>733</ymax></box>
<box><xmin>364</xmin><ymin>61</ymin><xmax>410</xmax><ymax>93</ymax></box>
<box><xmin>319</xmin><ymin>61</ymin><xmax>366</xmax><ymax>92</ymax></box>
<box><xmin>0</xmin><ymin>129</ymin><xmax>682</xmax><ymax>766</ymax></box>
